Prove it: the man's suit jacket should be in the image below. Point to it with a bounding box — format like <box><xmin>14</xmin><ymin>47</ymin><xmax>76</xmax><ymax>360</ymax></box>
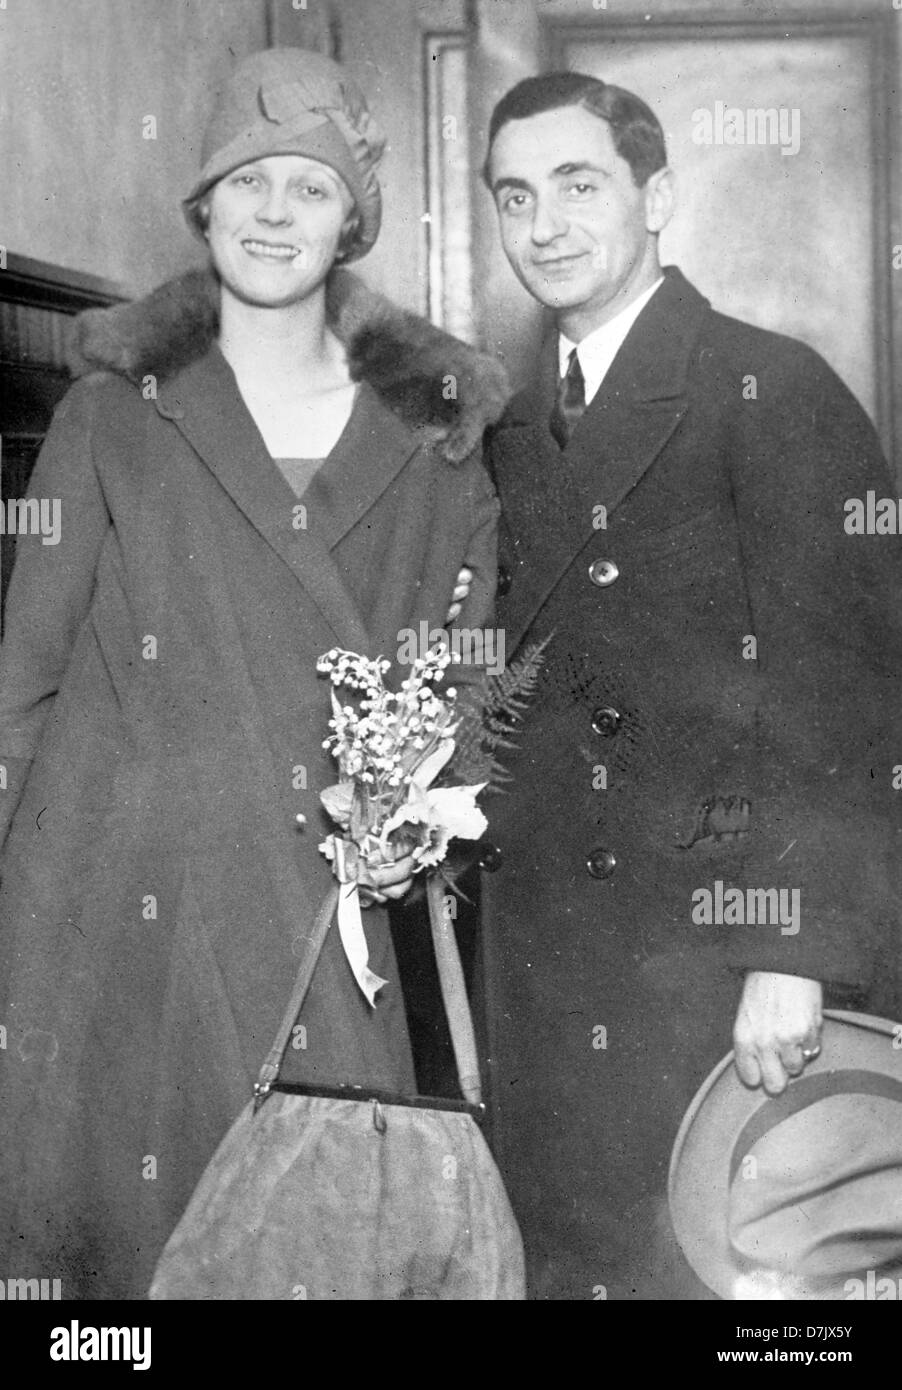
<box><xmin>479</xmin><ymin>265</ymin><xmax>902</xmax><ymax>1299</ymax></box>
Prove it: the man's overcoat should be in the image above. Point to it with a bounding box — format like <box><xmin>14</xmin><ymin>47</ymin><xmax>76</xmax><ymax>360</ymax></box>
<box><xmin>0</xmin><ymin>268</ymin><xmax>504</xmax><ymax>1299</ymax></box>
<box><xmin>480</xmin><ymin>267</ymin><xmax>902</xmax><ymax>1299</ymax></box>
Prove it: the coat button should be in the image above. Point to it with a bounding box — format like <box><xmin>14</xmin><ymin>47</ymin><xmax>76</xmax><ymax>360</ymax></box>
<box><xmin>497</xmin><ymin>564</ymin><xmax>513</xmax><ymax>597</ymax></box>
<box><xmin>478</xmin><ymin>842</ymin><xmax>502</xmax><ymax>873</ymax></box>
<box><xmin>588</xmin><ymin>559</ymin><xmax>619</xmax><ymax>587</ymax></box>
<box><xmin>586</xmin><ymin>847</ymin><xmax>616</xmax><ymax>880</ymax></box>
<box><xmin>591</xmin><ymin>706</ymin><xmax>622</xmax><ymax>737</ymax></box>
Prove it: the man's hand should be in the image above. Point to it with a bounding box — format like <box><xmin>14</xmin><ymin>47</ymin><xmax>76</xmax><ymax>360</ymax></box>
<box><xmin>445</xmin><ymin>567</ymin><xmax>473</xmax><ymax>624</ymax></box>
<box><xmin>733</xmin><ymin>971</ymin><xmax>823</xmax><ymax>1095</ymax></box>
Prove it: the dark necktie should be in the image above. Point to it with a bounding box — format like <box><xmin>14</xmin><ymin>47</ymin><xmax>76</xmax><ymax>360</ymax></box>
<box><xmin>549</xmin><ymin>347</ymin><xmax>587</xmax><ymax>448</ymax></box>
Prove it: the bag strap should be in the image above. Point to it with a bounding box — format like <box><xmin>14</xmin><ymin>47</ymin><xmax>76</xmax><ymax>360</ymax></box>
<box><xmin>425</xmin><ymin>874</ymin><xmax>482</xmax><ymax>1106</ymax></box>
<box><xmin>253</xmin><ymin>874</ymin><xmax>483</xmax><ymax>1109</ymax></box>
<box><xmin>254</xmin><ymin>883</ymin><xmax>340</xmax><ymax>1108</ymax></box>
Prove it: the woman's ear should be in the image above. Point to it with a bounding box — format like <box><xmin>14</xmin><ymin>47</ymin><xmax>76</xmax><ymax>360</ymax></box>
<box><xmin>335</xmin><ymin>208</ymin><xmax>363</xmax><ymax>265</ymax></box>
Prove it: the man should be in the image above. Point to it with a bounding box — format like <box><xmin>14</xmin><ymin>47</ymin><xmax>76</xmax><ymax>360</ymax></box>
<box><xmin>476</xmin><ymin>72</ymin><xmax>902</xmax><ymax>1300</ymax></box>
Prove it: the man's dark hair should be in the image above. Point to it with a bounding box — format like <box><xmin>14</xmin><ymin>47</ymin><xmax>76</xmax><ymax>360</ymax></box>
<box><xmin>484</xmin><ymin>71</ymin><xmax>667</xmax><ymax>189</ymax></box>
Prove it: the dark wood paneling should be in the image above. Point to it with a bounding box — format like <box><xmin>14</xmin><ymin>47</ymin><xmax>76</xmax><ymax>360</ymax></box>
<box><xmin>1</xmin><ymin>253</ymin><xmax>125</xmax><ymax>316</ymax></box>
<box><xmin>0</xmin><ymin>255</ymin><xmax>125</xmax><ymax>626</ymax></box>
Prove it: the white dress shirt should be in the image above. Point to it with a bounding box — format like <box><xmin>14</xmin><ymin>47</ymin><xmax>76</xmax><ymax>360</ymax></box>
<box><xmin>558</xmin><ymin>277</ymin><xmax>665</xmax><ymax>405</ymax></box>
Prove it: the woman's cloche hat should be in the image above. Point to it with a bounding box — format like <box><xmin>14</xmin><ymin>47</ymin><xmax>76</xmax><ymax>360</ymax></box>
<box><xmin>183</xmin><ymin>48</ymin><xmax>386</xmax><ymax>261</ymax></box>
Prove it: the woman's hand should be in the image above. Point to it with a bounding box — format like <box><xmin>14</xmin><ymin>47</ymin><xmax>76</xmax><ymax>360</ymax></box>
<box><xmin>445</xmin><ymin>567</ymin><xmax>473</xmax><ymax>623</ymax></box>
<box><xmin>358</xmin><ymin>854</ymin><xmax>417</xmax><ymax>906</ymax></box>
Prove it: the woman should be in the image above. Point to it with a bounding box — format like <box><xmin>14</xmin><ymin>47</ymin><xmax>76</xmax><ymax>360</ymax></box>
<box><xmin>0</xmin><ymin>48</ymin><xmax>505</xmax><ymax>1299</ymax></box>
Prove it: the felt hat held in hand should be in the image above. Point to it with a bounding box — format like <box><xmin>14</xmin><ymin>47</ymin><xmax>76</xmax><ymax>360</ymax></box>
<box><xmin>669</xmin><ymin>1009</ymin><xmax>902</xmax><ymax>1299</ymax></box>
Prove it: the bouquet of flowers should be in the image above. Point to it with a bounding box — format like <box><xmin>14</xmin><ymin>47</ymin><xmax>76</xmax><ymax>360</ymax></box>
<box><xmin>317</xmin><ymin>645</ymin><xmax>487</xmax><ymax>901</ymax></box>
<box><xmin>316</xmin><ymin>640</ymin><xmax>548</xmax><ymax>1025</ymax></box>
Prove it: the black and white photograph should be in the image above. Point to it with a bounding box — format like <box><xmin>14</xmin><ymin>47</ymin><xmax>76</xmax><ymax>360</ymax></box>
<box><xmin>0</xmin><ymin>0</ymin><xmax>901</xmax><ymax>1348</ymax></box>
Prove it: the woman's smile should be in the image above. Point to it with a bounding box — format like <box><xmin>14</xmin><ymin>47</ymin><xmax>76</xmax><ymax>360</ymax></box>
<box><xmin>241</xmin><ymin>237</ymin><xmax>305</xmax><ymax>263</ymax></box>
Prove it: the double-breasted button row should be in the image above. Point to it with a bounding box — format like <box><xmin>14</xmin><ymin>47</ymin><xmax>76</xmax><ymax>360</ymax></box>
<box><xmin>588</xmin><ymin>560</ymin><xmax>620</xmax><ymax>877</ymax></box>
<box><xmin>478</xmin><ymin>841</ymin><xmax>616</xmax><ymax>881</ymax></box>
<box><xmin>482</xmin><ymin>551</ymin><xmax>621</xmax><ymax>882</ymax></box>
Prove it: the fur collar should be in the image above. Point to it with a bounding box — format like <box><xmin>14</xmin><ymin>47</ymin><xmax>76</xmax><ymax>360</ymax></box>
<box><xmin>66</xmin><ymin>268</ymin><xmax>509</xmax><ymax>464</ymax></box>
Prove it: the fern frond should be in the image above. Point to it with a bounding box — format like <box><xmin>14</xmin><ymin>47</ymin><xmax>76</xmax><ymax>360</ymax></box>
<box><xmin>443</xmin><ymin>635</ymin><xmax>551</xmax><ymax>792</ymax></box>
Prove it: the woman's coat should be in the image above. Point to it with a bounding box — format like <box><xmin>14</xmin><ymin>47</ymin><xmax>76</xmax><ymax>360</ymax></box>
<box><xmin>0</xmin><ymin>268</ymin><xmax>504</xmax><ymax>1299</ymax></box>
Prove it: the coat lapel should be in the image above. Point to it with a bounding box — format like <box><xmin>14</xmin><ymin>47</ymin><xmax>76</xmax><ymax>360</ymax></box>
<box><xmin>156</xmin><ymin>347</ymin><xmax>417</xmax><ymax>653</ymax></box>
<box><xmin>302</xmin><ymin>381</ymin><xmax>424</xmax><ymax>551</ymax></box>
<box><xmin>496</xmin><ymin>269</ymin><xmax>709</xmax><ymax>650</ymax></box>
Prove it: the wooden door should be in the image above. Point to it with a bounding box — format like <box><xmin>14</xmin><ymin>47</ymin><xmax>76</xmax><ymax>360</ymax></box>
<box><xmin>469</xmin><ymin>6</ymin><xmax>901</xmax><ymax>475</ymax></box>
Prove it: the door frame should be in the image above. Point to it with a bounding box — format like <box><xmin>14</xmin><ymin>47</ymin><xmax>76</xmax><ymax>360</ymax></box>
<box><xmin>540</xmin><ymin>7</ymin><xmax>901</xmax><ymax>477</ymax></box>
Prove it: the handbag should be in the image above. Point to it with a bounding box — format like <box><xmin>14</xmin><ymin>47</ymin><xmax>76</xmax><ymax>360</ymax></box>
<box><xmin>149</xmin><ymin>876</ymin><xmax>526</xmax><ymax>1299</ymax></box>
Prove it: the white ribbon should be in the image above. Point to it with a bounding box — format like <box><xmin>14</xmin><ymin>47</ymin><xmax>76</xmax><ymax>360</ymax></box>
<box><xmin>336</xmin><ymin>881</ymin><xmax>388</xmax><ymax>1007</ymax></box>
<box><xmin>327</xmin><ymin>837</ymin><xmax>388</xmax><ymax>1008</ymax></box>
